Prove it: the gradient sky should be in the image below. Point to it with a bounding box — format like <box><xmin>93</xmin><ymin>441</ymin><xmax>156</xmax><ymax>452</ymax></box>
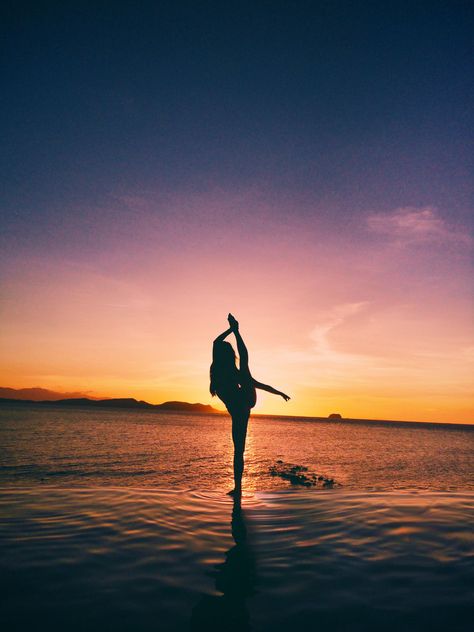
<box><xmin>1</xmin><ymin>2</ymin><xmax>473</xmax><ymax>422</ymax></box>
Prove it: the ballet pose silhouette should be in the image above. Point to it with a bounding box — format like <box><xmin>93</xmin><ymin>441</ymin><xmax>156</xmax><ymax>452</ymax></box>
<box><xmin>210</xmin><ymin>314</ymin><xmax>290</xmax><ymax>496</ymax></box>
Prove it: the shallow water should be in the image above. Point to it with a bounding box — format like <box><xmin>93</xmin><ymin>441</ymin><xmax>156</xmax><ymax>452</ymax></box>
<box><xmin>1</xmin><ymin>488</ymin><xmax>472</xmax><ymax>631</ymax></box>
<box><xmin>1</xmin><ymin>406</ymin><xmax>473</xmax><ymax>630</ymax></box>
<box><xmin>1</xmin><ymin>405</ymin><xmax>473</xmax><ymax>491</ymax></box>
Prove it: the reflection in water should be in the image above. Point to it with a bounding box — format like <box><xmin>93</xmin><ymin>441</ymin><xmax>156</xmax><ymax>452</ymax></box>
<box><xmin>191</xmin><ymin>497</ymin><xmax>257</xmax><ymax>631</ymax></box>
<box><xmin>1</xmin><ymin>489</ymin><xmax>472</xmax><ymax>631</ymax></box>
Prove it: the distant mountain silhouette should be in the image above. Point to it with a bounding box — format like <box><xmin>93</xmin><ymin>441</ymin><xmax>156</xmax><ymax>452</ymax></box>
<box><xmin>0</xmin><ymin>388</ymin><xmax>219</xmax><ymax>413</ymax></box>
<box><xmin>0</xmin><ymin>396</ymin><xmax>219</xmax><ymax>413</ymax></box>
<box><xmin>0</xmin><ymin>387</ymin><xmax>96</xmax><ymax>401</ymax></box>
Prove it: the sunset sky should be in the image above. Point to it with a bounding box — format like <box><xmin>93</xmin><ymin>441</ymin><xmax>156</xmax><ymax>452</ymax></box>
<box><xmin>1</xmin><ymin>2</ymin><xmax>473</xmax><ymax>423</ymax></box>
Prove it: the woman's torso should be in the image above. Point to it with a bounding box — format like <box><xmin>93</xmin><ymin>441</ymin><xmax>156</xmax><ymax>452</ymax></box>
<box><xmin>216</xmin><ymin>368</ymin><xmax>256</xmax><ymax>413</ymax></box>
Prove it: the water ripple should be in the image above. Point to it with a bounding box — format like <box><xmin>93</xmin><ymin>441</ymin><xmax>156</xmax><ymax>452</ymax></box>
<box><xmin>0</xmin><ymin>488</ymin><xmax>473</xmax><ymax>631</ymax></box>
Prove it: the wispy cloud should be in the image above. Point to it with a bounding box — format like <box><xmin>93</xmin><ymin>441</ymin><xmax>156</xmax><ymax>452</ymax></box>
<box><xmin>367</xmin><ymin>206</ymin><xmax>471</xmax><ymax>245</ymax></box>
<box><xmin>255</xmin><ymin>299</ymin><xmax>474</xmax><ymax>401</ymax></box>
<box><xmin>302</xmin><ymin>302</ymin><xmax>387</xmax><ymax>385</ymax></box>
<box><xmin>254</xmin><ymin>302</ymin><xmax>379</xmax><ymax>389</ymax></box>
<box><xmin>309</xmin><ymin>302</ymin><xmax>369</xmax><ymax>361</ymax></box>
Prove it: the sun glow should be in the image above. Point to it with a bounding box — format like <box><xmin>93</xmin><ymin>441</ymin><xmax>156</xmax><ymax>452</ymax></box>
<box><xmin>1</xmin><ymin>193</ymin><xmax>472</xmax><ymax>424</ymax></box>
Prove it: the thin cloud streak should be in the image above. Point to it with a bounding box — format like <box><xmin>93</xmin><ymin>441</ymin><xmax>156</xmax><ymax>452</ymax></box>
<box><xmin>367</xmin><ymin>206</ymin><xmax>472</xmax><ymax>245</ymax></box>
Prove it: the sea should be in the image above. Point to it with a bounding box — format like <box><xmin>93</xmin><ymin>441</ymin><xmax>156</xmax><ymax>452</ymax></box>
<box><xmin>0</xmin><ymin>404</ymin><xmax>473</xmax><ymax>631</ymax></box>
<box><xmin>1</xmin><ymin>405</ymin><xmax>473</xmax><ymax>490</ymax></box>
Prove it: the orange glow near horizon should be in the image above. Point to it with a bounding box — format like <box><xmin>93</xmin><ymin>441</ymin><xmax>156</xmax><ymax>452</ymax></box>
<box><xmin>1</xmin><ymin>192</ymin><xmax>473</xmax><ymax>424</ymax></box>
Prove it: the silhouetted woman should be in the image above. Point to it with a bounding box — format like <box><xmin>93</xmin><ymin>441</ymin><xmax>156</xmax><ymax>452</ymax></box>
<box><xmin>210</xmin><ymin>314</ymin><xmax>290</xmax><ymax>496</ymax></box>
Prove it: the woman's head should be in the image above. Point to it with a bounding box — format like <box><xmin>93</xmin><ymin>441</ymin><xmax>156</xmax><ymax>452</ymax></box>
<box><xmin>213</xmin><ymin>340</ymin><xmax>236</xmax><ymax>365</ymax></box>
<box><xmin>210</xmin><ymin>341</ymin><xmax>237</xmax><ymax>396</ymax></box>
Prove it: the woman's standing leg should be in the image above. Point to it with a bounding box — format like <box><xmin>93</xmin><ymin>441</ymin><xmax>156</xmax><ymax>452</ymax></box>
<box><xmin>231</xmin><ymin>409</ymin><xmax>250</xmax><ymax>494</ymax></box>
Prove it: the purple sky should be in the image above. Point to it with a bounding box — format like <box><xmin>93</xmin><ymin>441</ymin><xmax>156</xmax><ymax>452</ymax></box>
<box><xmin>1</xmin><ymin>2</ymin><xmax>473</xmax><ymax>422</ymax></box>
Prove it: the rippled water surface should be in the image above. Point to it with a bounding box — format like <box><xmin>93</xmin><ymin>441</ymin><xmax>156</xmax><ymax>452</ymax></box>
<box><xmin>1</xmin><ymin>405</ymin><xmax>473</xmax><ymax>490</ymax></box>
<box><xmin>1</xmin><ymin>406</ymin><xmax>473</xmax><ymax>630</ymax></box>
<box><xmin>1</xmin><ymin>488</ymin><xmax>472</xmax><ymax>631</ymax></box>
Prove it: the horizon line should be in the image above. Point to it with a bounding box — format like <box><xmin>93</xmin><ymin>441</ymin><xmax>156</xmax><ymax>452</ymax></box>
<box><xmin>1</xmin><ymin>387</ymin><xmax>472</xmax><ymax>427</ymax></box>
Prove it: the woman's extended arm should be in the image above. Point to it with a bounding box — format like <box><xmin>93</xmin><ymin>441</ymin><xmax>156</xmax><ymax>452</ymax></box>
<box><xmin>213</xmin><ymin>327</ymin><xmax>232</xmax><ymax>363</ymax></box>
<box><xmin>213</xmin><ymin>327</ymin><xmax>232</xmax><ymax>345</ymax></box>
<box><xmin>253</xmin><ymin>379</ymin><xmax>291</xmax><ymax>401</ymax></box>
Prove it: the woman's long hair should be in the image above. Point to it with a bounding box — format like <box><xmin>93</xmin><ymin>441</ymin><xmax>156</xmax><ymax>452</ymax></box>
<box><xmin>210</xmin><ymin>341</ymin><xmax>238</xmax><ymax>396</ymax></box>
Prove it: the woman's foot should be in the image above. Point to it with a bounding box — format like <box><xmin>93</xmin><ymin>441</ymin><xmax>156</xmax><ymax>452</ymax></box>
<box><xmin>228</xmin><ymin>313</ymin><xmax>239</xmax><ymax>331</ymax></box>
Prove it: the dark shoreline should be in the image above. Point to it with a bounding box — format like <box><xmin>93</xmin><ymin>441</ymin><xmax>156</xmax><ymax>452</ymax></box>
<box><xmin>1</xmin><ymin>398</ymin><xmax>472</xmax><ymax>429</ymax></box>
<box><xmin>252</xmin><ymin>412</ymin><xmax>474</xmax><ymax>430</ymax></box>
<box><xmin>0</xmin><ymin>397</ymin><xmax>217</xmax><ymax>414</ymax></box>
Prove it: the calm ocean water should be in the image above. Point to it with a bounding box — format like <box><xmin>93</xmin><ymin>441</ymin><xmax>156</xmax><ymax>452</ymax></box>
<box><xmin>0</xmin><ymin>404</ymin><xmax>473</xmax><ymax>490</ymax></box>
<box><xmin>1</xmin><ymin>405</ymin><xmax>473</xmax><ymax>631</ymax></box>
